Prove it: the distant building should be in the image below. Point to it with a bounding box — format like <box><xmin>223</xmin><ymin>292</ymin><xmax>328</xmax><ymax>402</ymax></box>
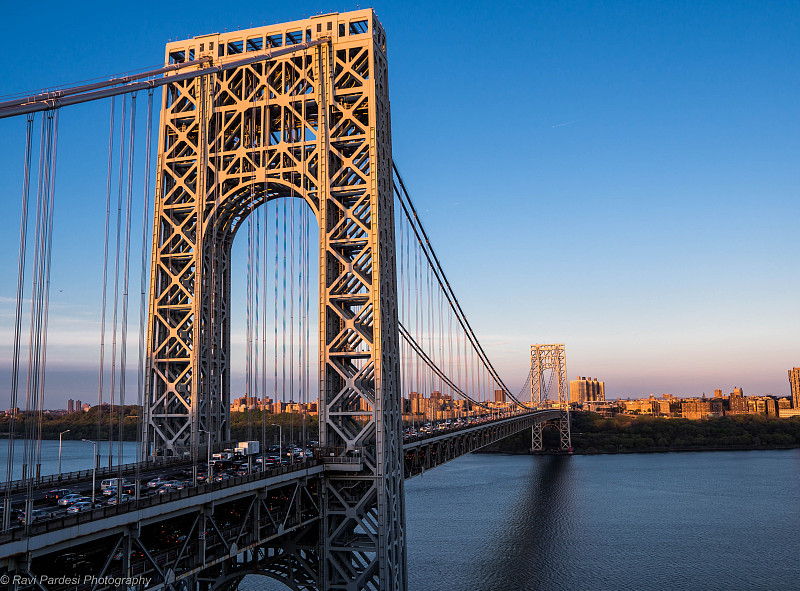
<box><xmin>76</xmin><ymin>399</ymin><xmax>82</xmax><ymax>412</ymax></box>
<box><xmin>81</xmin><ymin>403</ymin><xmax>91</xmax><ymax>412</ymax></box>
<box><xmin>67</xmin><ymin>399</ymin><xmax>74</xmax><ymax>413</ymax></box>
<box><xmin>789</xmin><ymin>368</ymin><xmax>800</xmax><ymax>409</ymax></box>
<box><xmin>714</xmin><ymin>388</ymin><xmax>723</xmax><ymax>398</ymax></box>
<box><xmin>569</xmin><ymin>377</ymin><xmax>605</xmax><ymax>404</ymax></box>
<box><xmin>493</xmin><ymin>389</ymin><xmax>505</xmax><ymax>403</ymax></box>
<box><xmin>682</xmin><ymin>399</ymin><xmax>712</xmax><ymax>420</ymax></box>
<box><xmin>728</xmin><ymin>387</ymin><xmax>749</xmax><ymax>415</ymax></box>
<box><xmin>621</xmin><ymin>399</ymin><xmax>653</xmax><ymax>414</ymax></box>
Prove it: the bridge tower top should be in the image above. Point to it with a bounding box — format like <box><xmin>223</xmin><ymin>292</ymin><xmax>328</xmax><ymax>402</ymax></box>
<box><xmin>163</xmin><ymin>8</ymin><xmax>387</xmax><ymax>67</ymax></box>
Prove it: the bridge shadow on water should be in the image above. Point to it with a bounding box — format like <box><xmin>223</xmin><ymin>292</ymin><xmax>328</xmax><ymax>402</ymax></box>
<box><xmin>469</xmin><ymin>455</ymin><xmax>575</xmax><ymax>591</ymax></box>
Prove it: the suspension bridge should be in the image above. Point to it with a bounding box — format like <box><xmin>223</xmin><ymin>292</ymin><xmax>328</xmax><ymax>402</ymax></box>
<box><xmin>0</xmin><ymin>9</ymin><xmax>570</xmax><ymax>591</ymax></box>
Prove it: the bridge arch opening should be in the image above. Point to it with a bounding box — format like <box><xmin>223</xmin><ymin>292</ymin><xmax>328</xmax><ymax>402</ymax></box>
<box><xmin>227</xmin><ymin>190</ymin><xmax>320</xmax><ymax>454</ymax></box>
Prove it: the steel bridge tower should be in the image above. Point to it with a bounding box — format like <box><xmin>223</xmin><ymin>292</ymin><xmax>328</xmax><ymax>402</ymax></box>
<box><xmin>142</xmin><ymin>10</ymin><xmax>405</xmax><ymax>590</ymax></box>
<box><xmin>530</xmin><ymin>344</ymin><xmax>572</xmax><ymax>451</ymax></box>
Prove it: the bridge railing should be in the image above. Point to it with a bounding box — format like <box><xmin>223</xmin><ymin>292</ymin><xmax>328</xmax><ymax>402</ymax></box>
<box><xmin>0</xmin><ymin>456</ymin><xmax>188</xmax><ymax>495</ymax></box>
<box><xmin>402</xmin><ymin>409</ymin><xmax>538</xmax><ymax>446</ymax></box>
<box><xmin>315</xmin><ymin>447</ymin><xmax>366</xmax><ymax>463</ymax></box>
<box><xmin>0</xmin><ymin>459</ymin><xmax>322</xmax><ymax>544</ymax></box>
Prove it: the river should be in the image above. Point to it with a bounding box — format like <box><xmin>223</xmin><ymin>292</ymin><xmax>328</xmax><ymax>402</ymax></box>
<box><xmin>0</xmin><ymin>439</ymin><xmax>138</xmax><ymax>482</ymax></box>
<box><xmin>242</xmin><ymin>449</ymin><xmax>800</xmax><ymax>590</ymax></box>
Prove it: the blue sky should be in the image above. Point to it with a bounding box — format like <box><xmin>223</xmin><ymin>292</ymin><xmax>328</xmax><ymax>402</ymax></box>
<box><xmin>0</xmin><ymin>0</ymin><xmax>798</xmax><ymax>407</ymax></box>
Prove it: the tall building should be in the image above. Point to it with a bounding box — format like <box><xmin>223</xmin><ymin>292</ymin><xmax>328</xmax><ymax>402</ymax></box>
<box><xmin>67</xmin><ymin>399</ymin><xmax>74</xmax><ymax>413</ymax></box>
<box><xmin>76</xmin><ymin>399</ymin><xmax>82</xmax><ymax>412</ymax></box>
<box><xmin>714</xmin><ymin>388</ymin><xmax>723</xmax><ymax>398</ymax></box>
<box><xmin>789</xmin><ymin>368</ymin><xmax>800</xmax><ymax>409</ymax></box>
<box><xmin>729</xmin><ymin>387</ymin><xmax>748</xmax><ymax>415</ymax></box>
<box><xmin>569</xmin><ymin>377</ymin><xmax>605</xmax><ymax>404</ymax></box>
<box><xmin>494</xmin><ymin>389</ymin><xmax>506</xmax><ymax>403</ymax></box>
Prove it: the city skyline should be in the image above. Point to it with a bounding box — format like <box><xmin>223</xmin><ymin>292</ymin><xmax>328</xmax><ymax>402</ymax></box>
<box><xmin>1</xmin><ymin>0</ymin><xmax>798</xmax><ymax>407</ymax></box>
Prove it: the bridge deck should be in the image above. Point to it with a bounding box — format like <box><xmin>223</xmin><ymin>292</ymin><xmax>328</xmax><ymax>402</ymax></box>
<box><xmin>0</xmin><ymin>410</ymin><xmax>567</xmax><ymax>589</ymax></box>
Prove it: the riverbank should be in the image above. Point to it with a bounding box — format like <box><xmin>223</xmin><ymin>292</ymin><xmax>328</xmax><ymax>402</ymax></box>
<box><xmin>0</xmin><ymin>408</ymin><xmax>317</xmax><ymax>442</ymax></box>
<box><xmin>480</xmin><ymin>411</ymin><xmax>800</xmax><ymax>454</ymax></box>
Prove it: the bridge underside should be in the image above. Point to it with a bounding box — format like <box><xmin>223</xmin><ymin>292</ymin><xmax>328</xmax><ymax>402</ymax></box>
<box><xmin>403</xmin><ymin>410</ymin><xmax>563</xmax><ymax>478</ymax></box>
<box><xmin>2</xmin><ymin>467</ymin><xmax>322</xmax><ymax>591</ymax></box>
<box><xmin>0</xmin><ymin>411</ymin><xmax>566</xmax><ymax>591</ymax></box>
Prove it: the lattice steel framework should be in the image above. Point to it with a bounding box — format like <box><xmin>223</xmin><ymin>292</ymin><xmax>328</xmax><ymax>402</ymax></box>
<box><xmin>143</xmin><ymin>10</ymin><xmax>406</xmax><ymax>590</ymax></box>
<box><xmin>530</xmin><ymin>344</ymin><xmax>572</xmax><ymax>451</ymax></box>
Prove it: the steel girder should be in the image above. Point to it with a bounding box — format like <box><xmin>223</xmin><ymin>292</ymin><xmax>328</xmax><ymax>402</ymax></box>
<box><xmin>144</xmin><ymin>9</ymin><xmax>405</xmax><ymax>591</ymax></box>
<box><xmin>530</xmin><ymin>344</ymin><xmax>572</xmax><ymax>451</ymax></box>
<box><xmin>402</xmin><ymin>411</ymin><xmax>561</xmax><ymax>478</ymax></box>
<box><xmin>4</xmin><ymin>478</ymin><xmax>321</xmax><ymax>591</ymax></box>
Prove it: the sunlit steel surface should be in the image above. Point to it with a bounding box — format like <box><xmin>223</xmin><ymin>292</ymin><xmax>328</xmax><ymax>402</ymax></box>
<box><xmin>530</xmin><ymin>344</ymin><xmax>572</xmax><ymax>451</ymax></box>
<box><xmin>143</xmin><ymin>9</ymin><xmax>403</xmax><ymax>590</ymax></box>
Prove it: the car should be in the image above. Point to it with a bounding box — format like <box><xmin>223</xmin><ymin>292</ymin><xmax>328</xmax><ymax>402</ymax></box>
<box><xmin>156</xmin><ymin>481</ymin><xmax>187</xmax><ymax>494</ymax></box>
<box><xmin>44</xmin><ymin>489</ymin><xmax>74</xmax><ymax>504</ymax></box>
<box><xmin>106</xmin><ymin>494</ymin><xmax>131</xmax><ymax>506</ymax></box>
<box><xmin>147</xmin><ymin>476</ymin><xmax>168</xmax><ymax>488</ymax></box>
<box><xmin>66</xmin><ymin>501</ymin><xmax>94</xmax><ymax>514</ymax></box>
<box><xmin>17</xmin><ymin>509</ymin><xmax>48</xmax><ymax>524</ymax></box>
<box><xmin>100</xmin><ymin>478</ymin><xmax>130</xmax><ymax>492</ymax></box>
<box><xmin>58</xmin><ymin>494</ymin><xmax>84</xmax><ymax>506</ymax></box>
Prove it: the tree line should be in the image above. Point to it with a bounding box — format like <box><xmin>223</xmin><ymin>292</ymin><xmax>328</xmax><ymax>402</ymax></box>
<box><xmin>0</xmin><ymin>406</ymin><xmax>320</xmax><ymax>444</ymax></box>
<box><xmin>484</xmin><ymin>412</ymin><xmax>800</xmax><ymax>454</ymax></box>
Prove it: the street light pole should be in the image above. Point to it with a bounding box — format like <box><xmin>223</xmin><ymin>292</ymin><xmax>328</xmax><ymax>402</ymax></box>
<box><xmin>58</xmin><ymin>430</ymin><xmax>71</xmax><ymax>475</ymax></box>
<box><xmin>271</xmin><ymin>423</ymin><xmax>282</xmax><ymax>464</ymax></box>
<box><xmin>82</xmin><ymin>439</ymin><xmax>97</xmax><ymax>505</ymax></box>
<box><xmin>200</xmin><ymin>429</ymin><xmax>212</xmax><ymax>484</ymax></box>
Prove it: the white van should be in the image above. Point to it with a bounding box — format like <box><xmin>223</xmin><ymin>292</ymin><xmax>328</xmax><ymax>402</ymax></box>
<box><xmin>100</xmin><ymin>478</ymin><xmax>130</xmax><ymax>492</ymax></box>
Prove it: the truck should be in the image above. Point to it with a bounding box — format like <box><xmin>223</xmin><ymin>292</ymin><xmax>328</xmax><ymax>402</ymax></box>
<box><xmin>235</xmin><ymin>441</ymin><xmax>260</xmax><ymax>456</ymax></box>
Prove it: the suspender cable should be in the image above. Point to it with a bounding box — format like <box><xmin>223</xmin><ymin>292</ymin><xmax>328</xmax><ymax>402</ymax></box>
<box><xmin>393</xmin><ymin>163</ymin><xmax>531</xmax><ymax>410</ymax></box>
<box><xmin>4</xmin><ymin>112</ymin><xmax>34</xmax><ymax>530</ymax></box>
<box><xmin>289</xmin><ymin>161</ymin><xmax>295</xmax><ymax>460</ymax></box>
<box><xmin>398</xmin><ymin>324</ymin><xmax>492</xmax><ymax>411</ymax></box>
<box><xmin>35</xmin><ymin>110</ymin><xmax>55</xmax><ymax>480</ymax></box>
<box><xmin>97</xmin><ymin>97</ymin><xmax>115</xmax><ymax>466</ymax></box>
<box><xmin>108</xmin><ymin>94</ymin><xmax>128</xmax><ymax>468</ymax></box>
<box><xmin>117</xmin><ymin>93</ymin><xmax>136</xmax><ymax>496</ymax></box>
<box><xmin>22</xmin><ymin>113</ymin><xmax>50</xmax><ymax>485</ymax></box>
<box><xmin>261</xmin><ymin>75</ymin><xmax>269</xmax><ymax>457</ymax></box>
<box><xmin>136</xmin><ymin>89</ymin><xmax>154</xmax><ymax>493</ymax></box>
<box><xmin>34</xmin><ymin>109</ymin><xmax>59</xmax><ymax>481</ymax></box>
<box><xmin>23</xmin><ymin>110</ymin><xmax>56</xmax><ymax>523</ymax></box>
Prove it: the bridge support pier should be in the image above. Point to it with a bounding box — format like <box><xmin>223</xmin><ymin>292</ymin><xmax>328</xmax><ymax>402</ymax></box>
<box><xmin>531</xmin><ymin>423</ymin><xmax>543</xmax><ymax>451</ymax></box>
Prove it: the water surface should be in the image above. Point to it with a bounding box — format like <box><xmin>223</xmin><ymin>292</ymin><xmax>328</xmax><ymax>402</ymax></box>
<box><xmin>198</xmin><ymin>450</ymin><xmax>800</xmax><ymax>589</ymax></box>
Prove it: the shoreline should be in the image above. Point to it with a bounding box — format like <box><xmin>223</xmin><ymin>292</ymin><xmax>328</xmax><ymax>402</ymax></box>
<box><xmin>478</xmin><ymin>443</ymin><xmax>800</xmax><ymax>456</ymax></box>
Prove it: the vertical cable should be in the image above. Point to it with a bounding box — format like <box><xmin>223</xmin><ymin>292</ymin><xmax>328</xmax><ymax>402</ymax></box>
<box><xmin>136</xmin><ymin>89</ymin><xmax>154</xmax><ymax>492</ymax></box>
<box><xmin>34</xmin><ymin>109</ymin><xmax>60</xmax><ymax>481</ymax></box>
<box><xmin>97</xmin><ymin>97</ymin><xmax>115</xmax><ymax>467</ymax></box>
<box><xmin>117</xmin><ymin>93</ymin><xmax>136</xmax><ymax>491</ymax></box>
<box><xmin>22</xmin><ymin>113</ymin><xmax>49</xmax><ymax>485</ymax></box>
<box><xmin>108</xmin><ymin>94</ymin><xmax>128</xmax><ymax>468</ymax></box>
<box><xmin>4</xmin><ymin>112</ymin><xmax>35</xmax><ymax>510</ymax></box>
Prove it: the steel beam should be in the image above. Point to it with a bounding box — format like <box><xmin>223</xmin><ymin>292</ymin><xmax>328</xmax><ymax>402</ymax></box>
<box><xmin>530</xmin><ymin>344</ymin><xmax>572</xmax><ymax>451</ymax></box>
<box><xmin>144</xmin><ymin>10</ymin><xmax>404</xmax><ymax>591</ymax></box>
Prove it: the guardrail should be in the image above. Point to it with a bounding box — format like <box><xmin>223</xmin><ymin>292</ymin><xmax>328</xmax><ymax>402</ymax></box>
<box><xmin>0</xmin><ymin>456</ymin><xmax>189</xmax><ymax>495</ymax></box>
<box><xmin>0</xmin><ymin>459</ymin><xmax>322</xmax><ymax>544</ymax></box>
<box><xmin>401</xmin><ymin>410</ymin><xmax>548</xmax><ymax>446</ymax></box>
